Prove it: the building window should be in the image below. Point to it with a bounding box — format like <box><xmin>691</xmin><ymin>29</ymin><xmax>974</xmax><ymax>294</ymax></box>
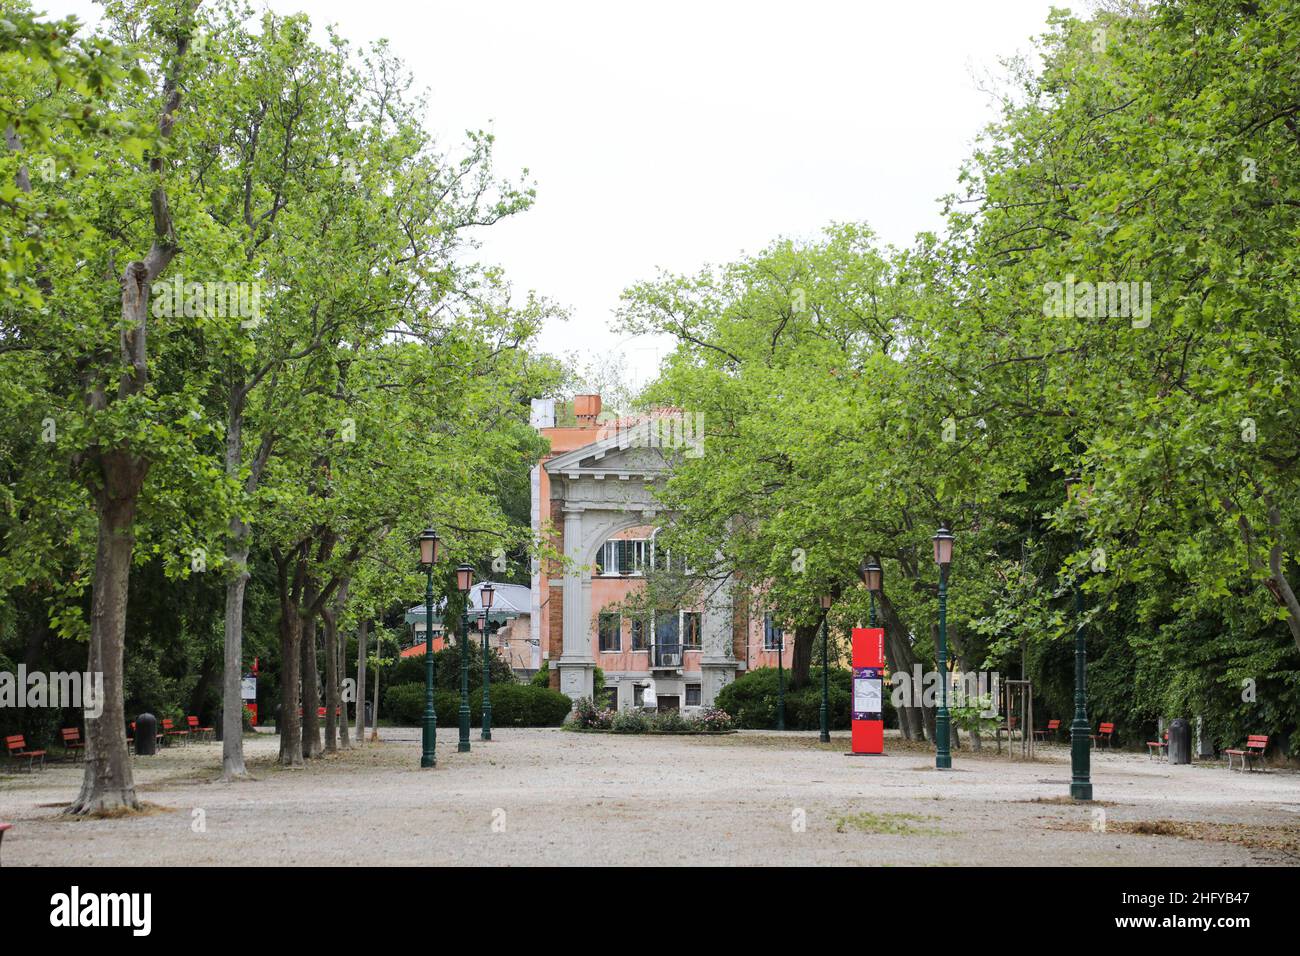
<box><xmin>630</xmin><ymin>616</ymin><xmax>649</xmax><ymax>651</ymax></box>
<box><xmin>682</xmin><ymin>612</ymin><xmax>702</xmax><ymax>649</ymax></box>
<box><xmin>685</xmin><ymin>683</ymin><xmax>701</xmax><ymax>706</ymax></box>
<box><xmin>650</xmin><ymin>538</ymin><xmax>691</xmax><ymax>575</ymax></box>
<box><xmin>598</xmin><ymin>612</ymin><xmax>621</xmax><ymax>652</ymax></box>
<box><xmin>633</xmin><ymin>684</ymin><xmax>644</xmax><ymax>707</ymax></box>
<box><xmin>655</xmin><ymin>609</ymin><xmax>680</xmax><ymax>646</ymax></box>
<box><xmin>598</xmin><ymin>538</ymin><xmax>648</xmax><ymax>577</ymax></box>
<box><xmin>653</xmin><ymin>610</ymin><xmax>682</xmax><ymax>667</ymax></box>
<box><xmin>602</xmin><ymin>684</ymin><xmax>619</xmax><ymax>709</ymax></box>
<box><xmin>763</xmin><ymin>613</ymin><xmax>783</xmax><ymax>651</ymax></box>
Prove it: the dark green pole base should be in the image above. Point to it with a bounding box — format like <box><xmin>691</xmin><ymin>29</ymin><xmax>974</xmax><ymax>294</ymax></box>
<box><xmin>1069</xmin><ymin>721</ymin><xmax>1092</xmax><ymax>800</ymax></box>
<box><xmin>935</xmin><ymin>707</ymin><xmax>952</xmax><ymax>769</ymax></box>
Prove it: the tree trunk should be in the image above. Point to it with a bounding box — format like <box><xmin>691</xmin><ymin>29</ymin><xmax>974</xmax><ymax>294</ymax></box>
<box><xmin>187</xmin><ymin>654</ymin><xmax>218</xmax><ymax>720</ymax></box>
<box><xmin>221</xmin><ymin>381</ymin><xmax>252</xmax><ymax>779</ymax></box>
<box><xmin>277</xmin><ymin>607</ymin><xmax>304</xmax><ymax>766</ymax></box>
<box><xmin>322</xmin><ymin>605</ymin><xmax>339</xmax><ymax>753</ymax></box>
<box><xmin>896</xmin><ymin>690</ymin><xmax>918</xmax><ymax>740</ymax></box>
<box><xmin>878</xmin><ymin>586</ymin><xmax>932</xmax><ymax>742</ymax></box>
<box><xmin>336</xmin><ymin>607</ymin><xmax>350</xmax><ymax>749</ymax></box>
<box><xmin>354</xmin><ymin>619</ymin><xmax>368</xmax><ymax>745</ymax></box>
<box><xmin>221</xmin><ymin>559</ymin><xmax>250</xmax><ymax>775</ymax></box>
<box><xmin>68</xmin><ymin>491</ymin><xmax>142</xmax><ymax>814</ymax></box>
<box><xmin>66</xmin><ymin>1</ymin><xmax>193</xmax><ymax>813</ymax></box>
<box><xmin>370</xmin><ymin>662</ymin><xmax>380</xmax><ymax>742</ymax></box>
<box><xmin>275</xmin><ymin>551</ymin><xmax>305</xmax><ymax>767</ymax></box>
<box><xmin>222</xmin><ymin>539</ymin><xmax>251</xmax><ymax>778</ymax></box>
<box><xmin>301</xmin><ymin>597</ymin><xmax>321</xmax><ymax>758</ymax></box>
<box><xmin>789</xmin><ymin>621</ymin><xmax>817</xmax><ymax>689</ymax></box>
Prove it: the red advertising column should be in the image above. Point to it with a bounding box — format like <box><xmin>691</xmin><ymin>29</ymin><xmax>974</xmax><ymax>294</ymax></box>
<box><xmin>850</xmin><ymin>627</ymin><xmax>885</xmax><ymax>755</ymax></box>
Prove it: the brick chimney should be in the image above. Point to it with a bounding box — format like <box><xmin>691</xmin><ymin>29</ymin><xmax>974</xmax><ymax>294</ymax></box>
<box><xmin>573</xmin><ymin>394</ymin><xmax>602</xmax><ymax>426</ymax></box>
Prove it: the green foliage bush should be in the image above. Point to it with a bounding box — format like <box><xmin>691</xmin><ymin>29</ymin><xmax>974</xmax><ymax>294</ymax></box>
<box><xmin>387</xmin><ymin>642</ymin><xmax>516</xmax><ymax>692</ymax></box>
<box><xmin>610</xmin><ymin>708</ymin><xmax>651</xmax><ymax>733</ymax></box>
<box><xmin>571</xmin><ymin>696</ymin><xmax>615</xmax><ymax>729</ymax></box>
<box><xmin>570</xmin><ymin>701</ymin><xmax>735</xmax><ymax>734</ymax></box>
<box><xmin>383</xmin><ymin>681</ymin><xmax>570</xmax><ymax>727</ymax></box>
<box><xmin>716</xmin><ymin>667</ymin><xmax>856</xmax><ymax>730</ymax></box>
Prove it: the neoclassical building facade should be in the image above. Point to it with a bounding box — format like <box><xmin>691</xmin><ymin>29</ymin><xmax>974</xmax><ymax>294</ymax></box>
<box><xmin>530</xmin><ymin>395</ymin><xmax>790</xmax><ymax>711</ymax></box>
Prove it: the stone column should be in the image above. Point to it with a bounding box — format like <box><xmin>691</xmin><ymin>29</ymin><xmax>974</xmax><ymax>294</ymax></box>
<box><xmin>556</xmin><ymin>505</ymin><xmax>594</xmax><ymax>703</ymax></box>
<box><xmin>699</xmin><ymin>571</ymin><xmax>737</xmax><ymax>706</ymax></box>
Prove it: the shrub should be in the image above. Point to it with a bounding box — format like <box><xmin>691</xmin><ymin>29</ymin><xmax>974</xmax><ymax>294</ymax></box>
<box><xmin>570</xmin><ymin>697</ymin><xmax>614</xmax><ymax>730</ymax></box>
<box><xmin>384</xmin><ymin>682</ymin><xmax>571</xmax><ymax>727</ymax></box>
<box><xmin>697</xmin><ymin>706</ymin><xmax>734</xmax><ymax>732</ymax></box>
<box><xmin>383</xmin><ymin>683</ymin><xmax>429</xmax><ymax>724</ymax></box>
<box><xmin>650</xmin><ymin>709</ymin><xmax>693</xmax><ymax>733</ymax></box>
<box><xmin>387</xmin><ymin>643</ymin><xmax>516</xmax><ymax>691</ymax></box>
<box><xmin>486</xmin><ymin>684</ymin><xmax>572</xmax><ymax>727</ymax></box>
<box><xmin>611</xmin><ymin>708</ymin><xmax>651</xmax><ymax>734</ymax></box>
<box><xmin>715</xmin><ymin>666</ymin><xmax>855</xmax><ymax>730</ymax></box>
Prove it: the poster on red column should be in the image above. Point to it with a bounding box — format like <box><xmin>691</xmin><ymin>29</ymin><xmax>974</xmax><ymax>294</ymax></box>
<box><xmin>850</xmin><ymin>627</ymin><xmax>885</xmax><ymax>755</ymax></box>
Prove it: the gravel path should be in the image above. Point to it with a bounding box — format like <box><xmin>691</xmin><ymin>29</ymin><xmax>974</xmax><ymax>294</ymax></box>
<box><xmin>1</xmin><ymin>729</ymin><xmax>1296</xmax><ymax>866</ymax></box>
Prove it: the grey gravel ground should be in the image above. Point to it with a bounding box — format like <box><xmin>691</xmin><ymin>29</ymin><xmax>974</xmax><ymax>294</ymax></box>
<box><xmin>1</xmin><ymin>728</ymin><xmax>1296</xmax><ymax>866</ymax></box>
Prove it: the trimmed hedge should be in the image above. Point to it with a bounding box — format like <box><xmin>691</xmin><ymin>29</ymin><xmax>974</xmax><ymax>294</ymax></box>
<box><xmin>386</xmin><ymin>643</ymin><xmax>516</xmax><ymax>691</ymax></box>
<box><xmin>384</xmin><ymin>682</ymin><xmax>571</xmax><ymax>727</ymax></box>
<box><xmin>716</xmin><ymin>666</ymin><xmax>875</xmax><ymax>731</ymax></box>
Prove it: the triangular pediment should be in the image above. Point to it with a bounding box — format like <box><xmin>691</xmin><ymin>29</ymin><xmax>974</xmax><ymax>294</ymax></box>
<box><xmin>545</xmin><ymin>427</ymin><xmax>672</xmax><ymax>479</ymax></box>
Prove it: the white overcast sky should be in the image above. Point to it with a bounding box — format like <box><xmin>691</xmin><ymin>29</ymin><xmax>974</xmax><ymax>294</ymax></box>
<box><xmin>44</xmin><ymin>0</ymin><xmax>1067</xmax><ymax>390</ymax></box>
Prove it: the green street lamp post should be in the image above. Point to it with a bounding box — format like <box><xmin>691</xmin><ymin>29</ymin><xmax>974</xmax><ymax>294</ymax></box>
<box><xmin>480</xmin><ymin>583</ymin><xmax>495</xmax><ymax>741</ymax></box>
<box><xmin>818</xmin><ymin>594</ymin><xmax>832</xmax><ymax>743</ymax></box>
<box><xmin>933</xmin><ymin>527</ymin><xmax>954</xmax><ymax>770</ymax></box>
<box><xmin>455</xmin><ymin>564</ymin><xmax>474</xmax><ymax>753</ymax></box>
<box><xmin>417</xmin><ymin>528</ymin><xmax>441</xmax><ymax>769</ymax></box>
<box><xmin>776</xmin><ymin>619</ymin><xmax>785</xmax><ymax>732</ymax></box>
<box><xmin>1065</xmin><ymin>476</ymin><xmax>1093</xmax><ymax>801</ymax></box>
<box><xmin>858</xmin><ymin>559</ymin><xmax>882</xmax><ymax>627</ymax></box>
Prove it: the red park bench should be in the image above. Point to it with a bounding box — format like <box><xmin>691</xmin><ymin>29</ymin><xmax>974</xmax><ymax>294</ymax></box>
<box><xmin>4</xmin><ymin>734</ymin><xmax>46</xmax><ymax>772</ymax></box>
<box><xmin>1033</xmin><ymin>719</ymin><xmax>1061</xmax><ymax>742</ymax></box>
<box><xmin>0</xmin><ymin>821</ymin><xmax>10</xmax><ymax>865</ymax></box>
<box><xmin>187</xmin><ymin>715</ymin><xmax>214</xmax><ymax>742</ymax></box>
<box><xmin>1146</xmin><ymin>731</ymin><xmax>1168</xmax><ymax>761</ymax></box>
<box><xmin>1224</xmin><ymin>734</ymin><xmax>1268</xmax><ymax>772</ymax></box>
<box><xmin>60</xmin><ymin>727</ymin><xmax>85</xmax><ymax>761</ymax></box>
<box><xmin>298</xmin><ymin>707</ymin><xmax>342</xmax><ymax>719</ymax></box>
<box><xmin>1089</xmin><ymin>722</ymin><xmax>1116</xmax><ymax>749</ymax></box>
<box><xmin>160</xmin><ymin>718</ymin><xmax>189</xmax><ymax>746</ymax></box>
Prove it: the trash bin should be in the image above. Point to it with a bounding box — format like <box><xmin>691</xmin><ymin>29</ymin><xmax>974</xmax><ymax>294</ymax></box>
<box><xmin>135</xmin><ymin>712</ymin><xmax>157</xmax><ymax>756</ymax></box>
<box><xmin>364</xmin><ymin>700</ymin><xmax>373</xmax><ymax>727</ymax></box>
<box><xmin>1168</xmin><ymin>717</ymin><xmax>1191</xmax><ymax>764</ymax></box>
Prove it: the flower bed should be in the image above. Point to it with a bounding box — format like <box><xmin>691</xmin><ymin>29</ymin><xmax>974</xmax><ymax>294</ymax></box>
<box><xmin>566</xmin><ymin>699</ymin><xmax>736</xmax><ymax>735</ymax></box>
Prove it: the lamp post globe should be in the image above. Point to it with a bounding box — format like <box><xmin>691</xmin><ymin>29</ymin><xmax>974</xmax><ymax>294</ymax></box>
<box><xmin>858</xmin><ymin>559</ymin><xmax>882</xmax><ymax>627</ymax></box>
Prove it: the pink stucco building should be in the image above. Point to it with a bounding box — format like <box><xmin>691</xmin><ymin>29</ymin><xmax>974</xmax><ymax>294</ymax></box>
<box><xmin>530</xmin><ymin>394</ymin><xmax>792</xmax><ymax>712</ymax></box>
